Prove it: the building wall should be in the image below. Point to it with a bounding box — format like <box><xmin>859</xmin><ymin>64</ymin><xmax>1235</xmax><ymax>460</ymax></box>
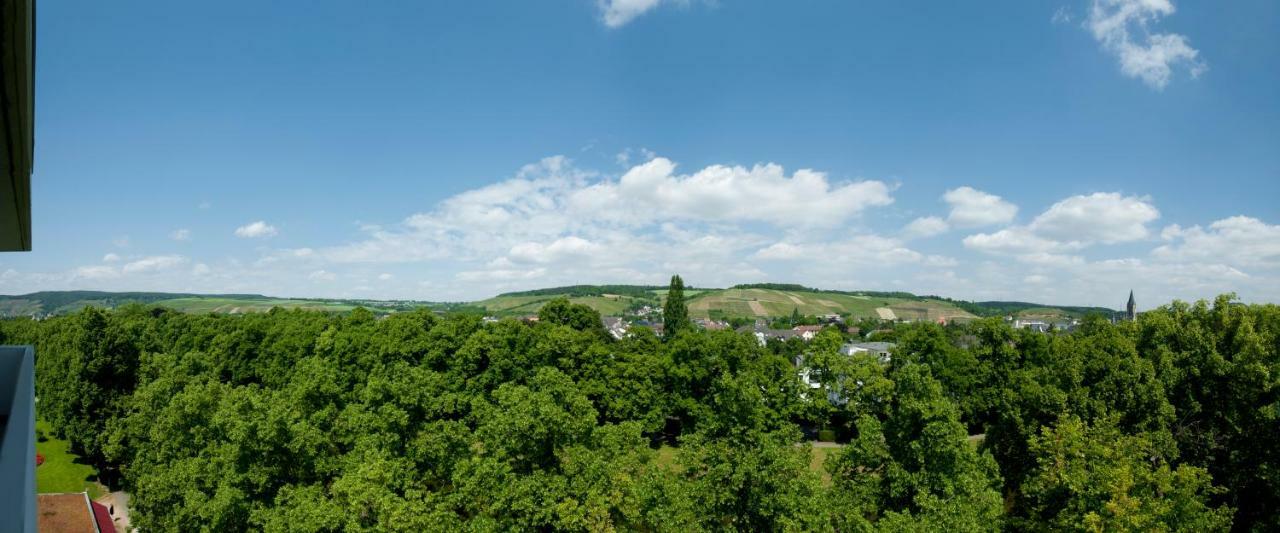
<box><xmin>0</xmin><ymin>346</ymin><xmax>36</xmax><ymax>533</ymax></box>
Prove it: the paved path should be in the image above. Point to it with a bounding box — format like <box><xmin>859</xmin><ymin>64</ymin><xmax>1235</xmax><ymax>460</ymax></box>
<box><xmin>96</xmin><ymin>491</ymin><xmax>132</xmax><ymax>532</ymax></box>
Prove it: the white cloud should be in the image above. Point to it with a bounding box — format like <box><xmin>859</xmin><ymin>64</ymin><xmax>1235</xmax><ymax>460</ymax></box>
<box><xmin>122</xmin><ymin>255</ymin><xmax>188</xmax><ymax>274</ymax></box>
<box><xmin>598</xmin><ymin>0</ymin><xmax>664</xmax><ymax>28</ymax></box>
<box><xmin>235</xmin><ymin>221</ymin><xmax>278</xmax><ymax>238</ymax></box>
<box><xmin>581</xmin><ymin>157</ymin><xmax>893</xmax><ymax>228</ymax></box>
<box><xmin>102</xmin><ymin>253</ymin><xmax>121</xmax><ymax>262</ymax></box>
<box><xmin>318</xmin><ymin>155</ymin><xmax>892</xmax><ymax>267</ymax></box>
<box><xmin>456</xmin><ymin>267</ymin><xmax>547</xmax><ymax>282</ymax></box>
<box><xmin>1029</xmin><ymin>192</ymin><xmax>1159</xmax><ymax>244</ymax></box>
<box><xmin>308</xmin><ymin>270</ymin><xmax>337</xmax><ymax>282</ymax></box>
<box><xmin>74</xmin><ymin>265</ymin><xmax>120</xmax><ymax>280</ymax></box>
<box><xmin>965</xmin><ymin>192</ymin><xmax>1159</xmax><ymax>258</ymax></box>
<box><xmin>509</xmin><ymin>236</ymin><xmax>602</xmax><ymax>264</ymax></box>
<box><xmin>171</xmin><ymin>228</ymin><xmax>192</xmax><ymax>241</ymax></box>
<box><xmin>944</xmin><ymin>186</ymin><xmax>1018</xmax><ymax>227</ymax></box>
<box><xmin>902</xmin><ymin>216</ymin><xmax>950</xmax><ymax>239</ymax></box>
<box><xmin>753</xmin><ymin>235</ymin><xmax>926</xmax><ymax>266</ymax></box>
<box><xmin>378</xmin><ymin>273</ymin><xmax>393</xmax><ymax>281</ymax></box>
<box><xmin>1024</xmin><ymin>274</ymin><xmax>1050</xmax><ymax>284</ymax></box>
<box><xmin>1153</xmin><ymin>216</ymin><xmax>1280</xmax><ymax>268</ymax></box>
<box><xmin>1051</xmin><ymin>6</ymin><xmax>1073</xmax><ymax>24</ymax></box>
<box><xmin>1086</xmin><ymin>0</ymin><xmax>1206</xmax><ymax>90</ymax></box>
<box><xmin>963</xmin><ymin>226</ymin><xmax>1075</xmax><ymax>256</ymax></box>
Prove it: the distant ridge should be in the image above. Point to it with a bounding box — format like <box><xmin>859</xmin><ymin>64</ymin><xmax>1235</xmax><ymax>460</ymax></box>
<box><xmin>0</xmin><ymin>287</ymin><xmax>1117</xmax><ymax>319</ymax></box>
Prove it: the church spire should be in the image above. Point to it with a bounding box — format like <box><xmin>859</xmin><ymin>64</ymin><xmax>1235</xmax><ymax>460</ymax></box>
<box><xmin>1126</xmin><ymin>290</ymin><xmax>1137</xmax><ymax>321</ymax></box>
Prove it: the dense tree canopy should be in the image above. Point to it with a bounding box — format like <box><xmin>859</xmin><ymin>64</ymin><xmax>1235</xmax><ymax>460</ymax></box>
<box><xmin>4</xmin><ymin>293</ymin><xmax>1275</xmax><ymax>531</ymax></box>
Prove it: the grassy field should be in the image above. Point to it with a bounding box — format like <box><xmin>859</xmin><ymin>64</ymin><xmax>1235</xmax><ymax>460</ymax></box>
<box><xmin>155</xmin><ymin>297</ymin><xmax>384</xmax><ymax>314</ymax></box>
<box><xmin>36</xmin><ymin>420</ymin><xmax>104</xmax><ymax>498</ymax></box>
<box><xmin>474</xmin><ymin>293</ymin><xmax>656</xmax><ymax>317</ymax></box>
<box><xmin>473</xmin><ymin>287</ymin><xmax>979</xmax><ymax>321</ymax></box>
<box><xmin>685</xmin><ymin>288</ymin><xmax>976</xmax><ymax>321</ymax></box>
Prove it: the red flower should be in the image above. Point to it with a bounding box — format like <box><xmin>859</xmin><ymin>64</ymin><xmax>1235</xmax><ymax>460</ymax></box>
<box><xmin>35</xmin><ymin>453</ymin><xmax>44</xmax><ymax>466</ymax></box>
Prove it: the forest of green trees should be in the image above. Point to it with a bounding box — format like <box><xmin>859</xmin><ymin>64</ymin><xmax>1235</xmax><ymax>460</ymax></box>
<box><xmin>2</xmin><ymin>292</ymin><xmax>1276</xmax><ymax>531</ymax></box>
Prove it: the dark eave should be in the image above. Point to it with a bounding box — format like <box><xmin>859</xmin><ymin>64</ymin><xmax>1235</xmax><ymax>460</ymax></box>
<box><xmin>1</xmin><ymin>0</ymin><xmax>34</xmax><ymax>251</ymax></box>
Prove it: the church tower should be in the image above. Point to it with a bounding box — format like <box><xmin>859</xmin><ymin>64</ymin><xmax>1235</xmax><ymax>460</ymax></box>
<box><xmin>1126</xmin><ymin>290</ymin><xmax>1137</xmax><ymax>321</ymax></box>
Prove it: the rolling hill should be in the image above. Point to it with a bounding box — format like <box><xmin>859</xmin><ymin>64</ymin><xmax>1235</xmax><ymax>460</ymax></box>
<box><xmin>0</xmin><ymin>286</ymin><xmax>1116</xmax><ymax>321</ymax></box>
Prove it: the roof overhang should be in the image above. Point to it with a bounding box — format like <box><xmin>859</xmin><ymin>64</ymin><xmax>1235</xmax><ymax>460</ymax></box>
<box><xmin>1</xmin><ymin>0</ymin><xmax>35</xmax><ymax>251</ymax></box>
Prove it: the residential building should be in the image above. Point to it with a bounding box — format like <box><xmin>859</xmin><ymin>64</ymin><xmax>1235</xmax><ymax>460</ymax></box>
<box><xmin>601</xmin><ymin>316</ymin><xmax>629</xmax><ymax>339</ymax></box>
<box><xmin>841</xmin><ymin>342</ymin><xmax>895</xmax><ymax>363</ymax></box>
<box><xmin>35</xmin><ymin>493</ymin><xmax>117</xmax><ymax>533</ymax></box>
<box><xmin>792</xmin><ymin>325</ymin><xmax>824</xmax><ymax>340</ymax></box>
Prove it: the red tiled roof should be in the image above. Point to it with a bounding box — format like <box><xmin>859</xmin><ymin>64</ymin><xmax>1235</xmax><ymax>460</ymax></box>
<box><xmin>92</xmin><ymin>501</ymin><xmax>117</xmax><ymax>533</ymax></box>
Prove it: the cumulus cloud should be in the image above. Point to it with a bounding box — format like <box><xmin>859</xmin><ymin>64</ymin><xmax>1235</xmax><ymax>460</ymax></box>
<box><xmin>102</xmin><ymin>253</ymin><xmax>121</xmax><ymax>262</ymax></box>
<box><xmin>319</xmin><ymin>155</ymin><xmax>892</xmax><ymax>267</ymax></box>
<box><xmin>902</xmin><ymin>216</ymin><xmax>950</xmax><ymax>239</ymax></box>
<box><xmin>1153</xmin><ymin>216</ymin><xmax>1280</xmax><ymax>268</ymax></box>
<box><xmin>122</xmin><ymin>255</ymin><xmax>188</xmax><ymax>274</ymax></box>
<box><xmin>598</xmin><ymin>0</ymin><xmax>664</xmax><ymax>28</ymax></box>
<box><xmin>964</xmin><ymin>192</ymin><xmax>1159</xmax><ymax>258</ymax></box>
<box><xmin>308</xmin><ymin>270</ymin><xmax>337</xmax><ymax>282</ymax></box>
<box><xmin>171</xmin><ymin>228</ymin><xmax>192</xmax><ymax>241</ymax></box>
<box><xmin>944</xmin><ymin>186</ymin><xmax>1018</xmax><ymax>227</ymax></box>
<box><xmin>753</xmin><ymin>235</ymin><xmax>926</xmax><ymax>266</ymax></box>
<box><xmin>581</xmin><ymin>157</ymin><xmax>893</xmax><ymax>228</ymax></box>
<box><xmin>235</xmin><ymin>221</ymin><xmax>278</xmax><ymax>238</ymax></box>
<box><xmin>1029</xmin><ymin>192</ymin><xmax>1159</xmax><ymax>244</ymax></box>
<box><xmin>1086</xmin><ymin>0</ymin><xmax>1206</xmax><ymax>89</ymax></box>
<box><xmin>963</xmin><ymin>227</ymin><xmax>1075</xmax><ymax>256</ymax></box>
<box><xmin>75</xmin><ymin>265</ymin><xmax>120</xmax><ymax>280</ymax></box>
<box><xmin>509</xmin><ymin>236</ymin><xmax>603</xmax><ymax>264</ymax></box>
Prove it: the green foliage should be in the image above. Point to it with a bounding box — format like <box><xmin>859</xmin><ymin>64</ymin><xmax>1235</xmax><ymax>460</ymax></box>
<box><xmin>537</xmin><ymin>297</ymin><xmax>609</xmax><ymax>338</ymax></box>
<box><xmin>1022</xmin><ymin>416</ymin><xmax>1233</xmax><ymax>531</ymax></box>
<box><xmin>6</xmin><ymin>293</ymin><xmax>1274</xmax><ymax>530</ymax></box>
<box><xmin>663</xmin><ymin>274</ymin><xmax>690</xmax><ymax>339</ymax></box>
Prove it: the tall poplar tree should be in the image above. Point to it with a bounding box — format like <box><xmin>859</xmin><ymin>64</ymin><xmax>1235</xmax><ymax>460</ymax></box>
<box><xmin>663</xmin><ymin>274</ymin><xmax>689</xmax><ymax>339</ymax></box>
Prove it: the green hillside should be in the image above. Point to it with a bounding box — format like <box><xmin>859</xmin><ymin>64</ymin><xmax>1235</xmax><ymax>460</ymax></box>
<box><xmin>0</xmin><ymin>291</ymin><xmax>454</xmax><ymax>317</ymax></box>
<box><xmin>477</xmin><ymin>285</ymin><xmax>978</xmax><ymax>321</ymax></box>
<box><xmin>0</xmin><ymin>287</ymin><xmax>1113</xmax><ymax>321</ymax></box>
<box><xmin>475</xmin><ymin>293</ymin><xmax>658</xmax><ymax>317</ymax></box>
<box><xmin>685</xmin><ymin>288</ymin><xmax>976</xmax><ymax>321</ymax></box>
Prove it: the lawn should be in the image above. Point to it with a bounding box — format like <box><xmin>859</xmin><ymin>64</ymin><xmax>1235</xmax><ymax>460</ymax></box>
<box><xmin>36</xmin><ymin>420</ymin><xmax>104</xmax><ymax>498</ymax></box>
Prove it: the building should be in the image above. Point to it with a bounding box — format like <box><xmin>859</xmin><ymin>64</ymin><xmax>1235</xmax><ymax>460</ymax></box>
<box><xmin>35</xmin><ymin>493</ymin><xmax>117</xmax><ymax>533</ymax></box>
<box><xmin>1</xmin><ymin>1</ymin><xmax>36</xmax><ymax>528</ymax></box>
<box><xmin>796</xmin><ymin>342</ymin><xmax>897</xmax><ymax>404</ymax></box>
<box><xmin>841</xmin><ymin>342</ymin><xmax>895</xmax><ymax>363</ymax></box>
<box><xmin>1012</xmin><ymin>319</ymin><xmax>1050</xmax><ymax>333</ymax></box>
<box><xmin>792</xmin><ymin>325</ymin><xmax>824</xmax><ymax>340</ymax></box>
<box><xmin>1126</xmin><ymin>290</ymin><xmax>1137</xmax><ymax>321</ymax></box>
<box><xmin>601</xmin><ymin>316</ymin><xmax>629</xmax><ymax>339</ymax></box>
<box><xmin>0</xmin><ymin>347</ymin><xmax>36</xmax><ymax>533</ymax></box>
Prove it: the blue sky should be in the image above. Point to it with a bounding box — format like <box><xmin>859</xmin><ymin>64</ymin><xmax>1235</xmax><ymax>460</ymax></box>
<box><xmin>3</xmin><ymin>0</ymin><xmax>1277</xmax><ymax>307</ymax></box>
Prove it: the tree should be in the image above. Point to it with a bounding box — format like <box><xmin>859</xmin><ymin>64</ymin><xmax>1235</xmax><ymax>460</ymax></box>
<box><xmin>538</xmin><ymin>297</ymin><xmax>608</xmax><ymax>339</ymax></box>
<box><xmin>662</xmin><ymin>274</ymin><xmax>690</xmax><ymax>339</ymax></box>
<box><xmin>1021</xmin><ymin>416</ymin><xmax>1233</xmax><ymax>531</ymax></box>
<box><xmin>826</xmin><ymin>364</ymin><xmax>1004</xmax><ymax>530</ymax></box>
